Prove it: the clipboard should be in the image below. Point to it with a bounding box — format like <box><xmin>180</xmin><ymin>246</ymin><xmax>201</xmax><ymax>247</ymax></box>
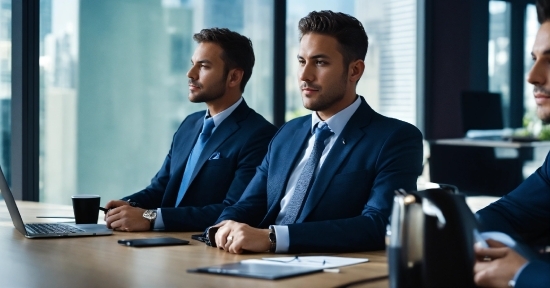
<box><xmin>187</xmin><ymin>262</ymin><xmax>322</xmax><ymax>280</ymax></box>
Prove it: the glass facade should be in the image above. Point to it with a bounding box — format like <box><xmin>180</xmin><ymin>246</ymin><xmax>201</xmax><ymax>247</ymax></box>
<box><xmin>285</xmin><ymin>0</ymin><xmax>419</xmax><ymax>126</ymax></box>
<box><xmin>38</xmin><ymin>0</ymin><xmax>273</xmax><ymax>204</ymax></box>
<box><xmin>488</xmin><ymin>0</ymin><xmax>511</xmax><ymax>127</ymax></box>
<box><xmin>0</xmin><ymin>0</ymin><xmax>10</xmax><ymax>187</ymax></box>
<box><xmin>524</xmin><ymin>4</ymin><xmax>539</xmax><ymax>117</ymax></box>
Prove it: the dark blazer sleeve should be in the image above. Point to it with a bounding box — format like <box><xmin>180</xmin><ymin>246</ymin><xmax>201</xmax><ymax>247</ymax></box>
<box><xmin>476</xmin><ymin>151</ymin><xmax>550</xmax><ymax>244</ymax></box>
<box><xmin>217</xmin><ymin>120</ymin><xmax>423</xmax><ymax>252</ymax></box>
<box><xmin>516</xmin><ymin>259</ymin><xmax>550</xmax><ymax>288</ymax></box>
<box><xmin>159</xmin><ymin>123</ymin><xmax>276</xmax><ymax>231</ymax></box>
<box><xmin>123</xmin><ymin>105</ymin><xmax>277</xmax><ymax>231</ymax></box>
<box><xmin>286</xmin><ymin>123</ymin><xmax>423</xmax><ymax>253</ymax></box>
<box><xmin>215</xmin><ymin>124</ymin><xmax>283</xmax><ymax>227</ymax></box>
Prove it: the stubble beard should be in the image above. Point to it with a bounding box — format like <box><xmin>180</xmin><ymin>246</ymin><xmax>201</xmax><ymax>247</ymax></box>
<box><xmin>188</xmin><ymin>78</ymin><xmax>227</xmax><ymax>104</ymax></box>
<box><xmin>302</xmin><ymin>74</ymin><xmax>347</xmax><ymax>112</ymax></box>
<box><xmin>537</xmin><ymin>105</ymin><xmax>550</xmax><ymax>124</ymax></box>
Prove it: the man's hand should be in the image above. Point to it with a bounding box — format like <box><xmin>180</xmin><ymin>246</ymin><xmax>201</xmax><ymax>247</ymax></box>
<box><xmin>213</xmin><ymin>220</ymin><xmax>270</xmax><ymax>254</ymax></box>
<box><xmin>103</xmin><ymin>200</ymin><xmax>130</xmax><ymax>221</ymax></box>
<box><xmin>103</xmin><ymin>200</ymin><xmax>130</xmax><ymax>219</ymax></box>
<box><xmin>473</xmin><ymin>239</ymin><xmax>528</xmax><ymax>288</ymax></box>
<box><xmin>105</xmin><ymin>205</ymin><xmax>150</xmax><ymax>232</ymax></box>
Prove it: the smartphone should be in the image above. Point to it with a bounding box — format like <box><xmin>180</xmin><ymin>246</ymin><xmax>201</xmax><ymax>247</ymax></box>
<box><xmin>117</xmin><ymin>237</ymin><xmax>189</xmax><ymax>247</ymax></box>
<box><xmin>206</xmin><ymin>226</ymin><xmax>219</xmax><ymax>247</ymax></box>
<box><xmin>191</xmin><ymin>234</ymin><xmax>207</xmax><ymax>242</ymax></box>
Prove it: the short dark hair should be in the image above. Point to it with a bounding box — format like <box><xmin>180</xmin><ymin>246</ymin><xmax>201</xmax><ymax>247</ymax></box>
<box><xmin>193</xmin><ymin>28</ymin><xmax>255</xmax><ymax>92</ymax></box>
<box><xmin>537</xmin><ymin>0</ymin><xmax>550</xmax><ymax>24</ymax></box>
<box><xmin>298</xmin><ymin>10</ymin><xmax>368</xmax><ymax>67</ymax></box>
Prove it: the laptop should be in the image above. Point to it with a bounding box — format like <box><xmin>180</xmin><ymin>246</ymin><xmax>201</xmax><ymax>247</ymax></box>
<box><xmin>0</xmin><ymin>166</ymin><xmax>112</xmax><ymax>238</ymax></box>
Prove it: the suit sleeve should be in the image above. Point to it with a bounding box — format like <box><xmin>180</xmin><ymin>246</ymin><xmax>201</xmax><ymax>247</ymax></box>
<box><xmin>516</xmin><ymin>259</ymin><xmax>550</xmax><ymax>288</ymax></box>
<box><xmin>215</xmin><ymin>125</ymin><xmax>284</xmax><ymax>227</ymax></box>
<box><xmin>287</xmin><ymin>124</ymin><xmax>423</xmax><ymax>253</ymax></box>
<box><xmin>160</xmin><ymin>122</ymin><xmax>277</xmax><ymax>231</ymax></box>
<box><xmin>476</xmin><ymin>152</ymin><xmax>550</xmax><ymax>243</ymax></box>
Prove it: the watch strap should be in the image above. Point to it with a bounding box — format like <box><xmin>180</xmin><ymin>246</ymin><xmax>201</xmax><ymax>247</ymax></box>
<box><xmin>268</xmin><ymin>225</ymin><xmax>276</xmax><ymax>253</ymax></box>
<box><xmin>143</xmin><ymin>210</ymin><xmax>157</xmax><ymax>230</ymax></box>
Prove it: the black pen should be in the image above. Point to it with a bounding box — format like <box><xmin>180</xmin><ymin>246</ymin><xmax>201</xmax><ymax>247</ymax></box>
<box><xmin>99</xmin><ymin>207</ymin><xmax>109</xmax><ymax>213</ymax></box>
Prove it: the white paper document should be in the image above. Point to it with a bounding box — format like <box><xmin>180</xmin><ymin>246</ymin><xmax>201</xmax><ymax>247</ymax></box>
<box><xmin>241</xmin><ymin>256</ymin><xmax>369</xmax><ymax>269</ymax></box>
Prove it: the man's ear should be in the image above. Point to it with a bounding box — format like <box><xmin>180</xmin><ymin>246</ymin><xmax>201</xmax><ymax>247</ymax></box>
<box><xmin>348</xmin><ymin>59</ymin><xmax>365</xmax><ymax>83</ymax></box>
<box><xmin>226</xmin><ymin>69</ymin><xmax>244</xmax><ymax>88</ymax></box>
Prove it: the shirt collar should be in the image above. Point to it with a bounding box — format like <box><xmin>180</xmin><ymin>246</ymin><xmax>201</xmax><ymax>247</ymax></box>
<box><xmin>205</xmin><ymin>97</ymin><xmax>243</xmax><ymax>127</ymax></box>
<box><xmin>310</xmin><ymin>96</ymin><xmax>361</xmax><ymax>136</ymax></box>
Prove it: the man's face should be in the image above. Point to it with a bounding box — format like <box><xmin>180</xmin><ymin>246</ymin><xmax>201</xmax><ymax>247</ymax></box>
<box><xmin>186</xmin><ymin>42</ymin><xmax>227</xmax><ymax>103</ymax></box>
<box><xmin>297</xmin><ymin>33</ymin><xmax>348</xmax><ymax>113</ymax></box>
<box><xmin>528</xmin><ymin>21</ymin><xmax>550</xmax><ymax>123</ymax></box>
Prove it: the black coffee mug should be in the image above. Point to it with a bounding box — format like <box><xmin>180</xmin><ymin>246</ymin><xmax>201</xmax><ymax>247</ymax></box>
<box><xmin>72</xmin><ymin>195</ymin><xmax>100</xmax><ymax>224</ymax></box>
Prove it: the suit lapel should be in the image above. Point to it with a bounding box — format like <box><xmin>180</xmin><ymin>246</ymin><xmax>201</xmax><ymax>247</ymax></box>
<box><xmin>187</xmin><ymin>100</ymin><xmax>250</xmax><ymax>189</ymax></box>
<box><xmin>266</xmin><ymin>118</ymin><xmax>311</xmax><ymax>214</ymax></box>
<box><xmin>296</xmin><ymin>99</ymin><xmax>374</xmax><ymax>223</ymax></box>
<box><xmin>162</xmin><ymin>115</ymin><xmax>203</xmax><ymax>206</ymax></box>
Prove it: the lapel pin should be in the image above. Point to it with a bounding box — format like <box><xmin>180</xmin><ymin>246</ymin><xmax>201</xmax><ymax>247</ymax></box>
<box><xmin>342</xmin><ymin>139</ymin><xmax>346</xmax><ymax>145</ymax></box>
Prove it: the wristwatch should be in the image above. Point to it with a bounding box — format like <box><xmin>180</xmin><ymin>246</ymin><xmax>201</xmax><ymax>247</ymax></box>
<box><xmin>268</xmin><ymin>225</ymin><xmax>276</xmax><ymax>253</ymax></box>
<box><xmin>143</xmin><ymin>210</ymin><xmax>157</xmax><ymax>230</ymax></box>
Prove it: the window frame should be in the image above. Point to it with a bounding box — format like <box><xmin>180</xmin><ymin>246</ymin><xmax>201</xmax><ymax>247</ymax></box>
<box><xmin>12</xmin><ymin>0</ymin><xmax>427</xmax><ymax>201</ymax></box>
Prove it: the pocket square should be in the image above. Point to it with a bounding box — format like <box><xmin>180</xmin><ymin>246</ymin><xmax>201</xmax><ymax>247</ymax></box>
<box><xmin>209</xmin><ymin>152</ymin><xmax>221</xmax><ymax>160</ymax></box>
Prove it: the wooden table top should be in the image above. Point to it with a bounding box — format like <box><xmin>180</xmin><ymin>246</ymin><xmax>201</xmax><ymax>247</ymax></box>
<box><xmin>0</xmin><ymin>201</ymin><xmax>389</xmax><ymax>288</ymax></box>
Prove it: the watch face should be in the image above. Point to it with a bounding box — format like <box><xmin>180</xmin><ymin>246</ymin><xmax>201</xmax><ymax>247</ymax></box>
<box><xmin>143</xmin><ymin>210</ymin><xmax>156</xmax><ymax>220</ymax></box>
<box><xmin>269</xmin><ymin>231</ymin><xmax>276</xmax><ymax>242</ymax></box>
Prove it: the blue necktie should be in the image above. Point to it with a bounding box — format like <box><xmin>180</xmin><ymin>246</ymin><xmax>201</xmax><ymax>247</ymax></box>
<box><xmin>175</xmin><ymin>117</ymin><xmax>215</xmax><ymax>206</ymax></box>
<box><xmin>281</xmin><ymin>122</ymin><xmax>333</xmax><ymax>224</ymax></box>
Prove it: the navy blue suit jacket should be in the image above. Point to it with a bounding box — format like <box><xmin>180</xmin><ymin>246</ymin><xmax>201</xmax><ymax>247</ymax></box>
<box><xmin>216</xmin><ymin>97</ymin><xmax>423</xmax><ymax>253</ymax></box>
<box><xmin>477</xmin><ymin>151</ymin><xmax>550</xmax><ymax>287</ymax></box>
<box><xmin>123</xmin><ymin>100</ymin><xmax>277</xmax><ymax>231</ymax></box>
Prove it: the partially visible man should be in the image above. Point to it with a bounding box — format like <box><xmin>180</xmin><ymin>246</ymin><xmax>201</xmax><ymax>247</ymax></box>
<box><xmin>212</xmin><ymin>11</ymin><xmax>423</xmax><ymax>254</ymax></box>
<box><xmin>104</xmin><ymin>28</ymin><xmax>277</xmax><ymax>232</ymax></box>
<box><xmin>474</xmin><ymin>1</ymin><xmax>550</xmax><ymax>287</ymax></box>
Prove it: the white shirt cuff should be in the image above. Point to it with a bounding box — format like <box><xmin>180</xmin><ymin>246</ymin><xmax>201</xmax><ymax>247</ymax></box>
<box><xmin>153</xmin><ymin>208</ymin><xmax>165</xmax><ymax>230</ymax></box>
<box><xmin>272</xmin><ymin>225</ymin><xmax>289</xmax><ymax>253</ymax></box>
<box><xmin>511</xmin><ymin>261</ymin><xmax>529</xmax><ymax>285</ymax></box>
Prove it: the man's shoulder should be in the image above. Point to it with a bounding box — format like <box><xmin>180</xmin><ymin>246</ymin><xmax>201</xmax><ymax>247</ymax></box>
<box><xmin>186</xmin><ymin>109</ymin><xmax>208</xmax><ymax>120</ymax></box>
<box><xmin>240</xmin><ymin>106</ymin><xmax>276</xmax><ymax>129</ymax></box>
<box><xmin>280</xmin><ymin>114</ymin><xmax>311</xmax><ymax>129</ymax></box>
<box><xmin>367</xmin><ymin>110</ymin><xmax>421</xmax><ymax>136</ymax></box>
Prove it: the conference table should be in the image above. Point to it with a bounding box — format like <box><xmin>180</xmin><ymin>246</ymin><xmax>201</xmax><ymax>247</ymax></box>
<box><xmin>0</xmin><ymin>201</ymin><xmax>390</xmax><ymax>288</ymax></box>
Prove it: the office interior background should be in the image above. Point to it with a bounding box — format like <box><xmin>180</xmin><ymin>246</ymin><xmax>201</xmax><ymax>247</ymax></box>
<box><xmin>0</xmin><ymin>0</ymin><xmax>541</xmax><ymax>204</ymax></box>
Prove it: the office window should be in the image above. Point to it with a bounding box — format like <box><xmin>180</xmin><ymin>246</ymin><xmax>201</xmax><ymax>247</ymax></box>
<box><xmin>0</xmin><ymin>0</ymin><xmax>10</xmax><ymax>186</ymax></box>
<box><xmin>39</xmin><ymin>0</ymin><xmax>273</xmax><ymax>204</ymax></box>
<box><xmin>488</xmin><ymin>0</ymin><xmax>511</xmax><ymax>127</ymax></box>
<box><xmin>285</xmin><ymin>0</ymin><xmax>419</xmax><ymax>126</ymax></box>
<box><xmin>524</xmin><ymin>4</ymin><xmax>539</xmax><ymax>118</ymax></box>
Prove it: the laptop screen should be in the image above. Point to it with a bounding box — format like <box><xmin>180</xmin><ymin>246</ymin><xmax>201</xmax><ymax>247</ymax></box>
<box><xmin>0</xmin><ymin>165</ymin><xmax>29</xmax><ymax>236</ymax></box>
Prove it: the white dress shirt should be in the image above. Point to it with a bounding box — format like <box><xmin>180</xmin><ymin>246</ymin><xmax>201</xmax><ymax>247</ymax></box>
<box><xmin>154</xmin><ymin>97</ymin><xmax>244</xmax><ymax>230</ymax></box>
<box><xmin>272</xmin><ymin>96</ymin><xmax>361</xmax><ymax>252</ymax></box>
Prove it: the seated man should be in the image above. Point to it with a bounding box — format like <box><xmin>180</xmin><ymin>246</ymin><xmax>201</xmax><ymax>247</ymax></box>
<box><xmin>475</xmin><ymin>1</ymin><xmax>550</xmax><ymax>286</ymax></box>
<box><xmin>212</xmin><ymin>10</ymin><xmax>423</xmax><ymax>254</ymax></box>
<box><xmin>104</xmin><ymin>28</ymin><xmax>277</xmax><ymax>232</ymax></box>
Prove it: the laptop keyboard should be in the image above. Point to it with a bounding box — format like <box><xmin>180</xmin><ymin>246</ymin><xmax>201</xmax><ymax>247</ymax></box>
<box><xmin>25</xmin><ymin>223</ymin><xmax>85</xmax><ymax>235</ymax></box>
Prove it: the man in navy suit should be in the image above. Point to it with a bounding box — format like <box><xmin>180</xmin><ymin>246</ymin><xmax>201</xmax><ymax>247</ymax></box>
<box><xmin>104</xmin><ymin>28</ymin><xmax>277</xmax><ymax>232</ymax></box>
<box><xmin>212</xmin><ymin>11</ymin><xmax>423</xmax><ymax>254</ymax></box>
<box><xmin>474</xmin><ymin>1</ymin><xmax>550</xmax><ymax>287</ymax></box>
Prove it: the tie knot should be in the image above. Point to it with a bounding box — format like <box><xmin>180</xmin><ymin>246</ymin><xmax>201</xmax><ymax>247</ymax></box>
<box><xmin>201</xmin><ymin>117</ymin><xmax>215</xmax><ymax>137</ymax></box>
<box><xmin>314</xmin><ymin>122</ymin><xmax>333</xmax><ymax>143</ymax></box>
